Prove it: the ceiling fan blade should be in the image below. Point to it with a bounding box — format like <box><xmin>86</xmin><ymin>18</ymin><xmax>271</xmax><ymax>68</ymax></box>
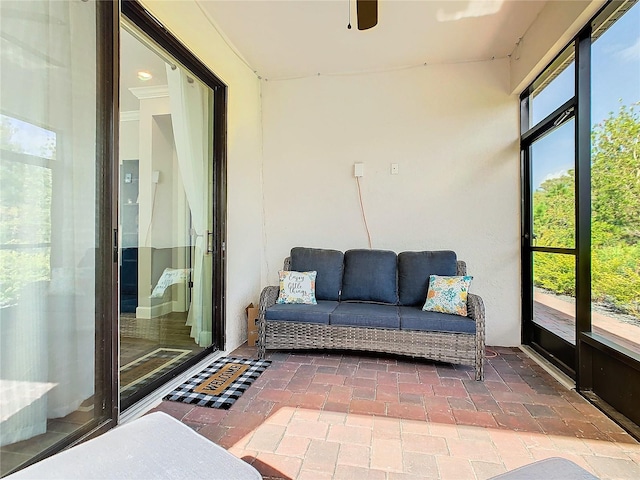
<box><xmin>356</xmin><ymin>0</ymin><xmax>378</xmax><ymax>30</ymax></box>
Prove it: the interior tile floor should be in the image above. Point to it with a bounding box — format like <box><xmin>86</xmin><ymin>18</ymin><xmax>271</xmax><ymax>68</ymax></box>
<box><xmin>151</xmin><ymin>345</ymin><xmax>640</xmax><ymax>480</ymax></box>
<box><xmin>120</xmin><ymin>311</ymin><xmax>201</xmax><ymax>364</ymax></box>
<box><xmin>120</xmin><ymin>312</ymin><xmax>204</xmax><ymax>401</ymax></box>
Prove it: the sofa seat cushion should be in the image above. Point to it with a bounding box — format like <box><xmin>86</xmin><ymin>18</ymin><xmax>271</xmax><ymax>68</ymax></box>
<box><xmin>341</xmin><ymin>249</ymin><xmax>398</xmax><ymax>304</ymax></box>
<box><xmin>398</xmin><ymin>250</ymin><xmax>457</xmax><ymax>306</ymax></box>
<box><xmin>291</xmin><ymin>247</ymin><xmax>343</xmax><ymax>301</ymax></box>
<box><xmin>265</xmin><ymin>301</ymin><xmax>338</xmax><ymax>324</ymax></box>
<box><xmin>330</xmin><ymin>303</ymin><xmax>400</xmax><ymax>329</ymax></box>
<box><xmin>399</xmin><ymin>306</ymin><xmax>476</xmax><ymax>334</ymax></box>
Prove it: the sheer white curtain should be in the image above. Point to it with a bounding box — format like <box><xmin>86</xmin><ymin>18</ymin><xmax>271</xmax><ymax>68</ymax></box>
<box><xmin>165</xmin><ymin>65</ymin><xmax>211</xmax><ymax>347</ymax></box>
<box><xmin>0</xmin><ymin>0</ymin><xmax>96</xmax><ymax>446</ymax></box>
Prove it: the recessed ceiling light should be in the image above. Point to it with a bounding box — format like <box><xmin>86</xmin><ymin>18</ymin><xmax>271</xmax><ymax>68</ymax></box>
<box><xmin>137</xmin><ymin>70</ymin><xmax>152</xmax><ymax>81</ymax></box>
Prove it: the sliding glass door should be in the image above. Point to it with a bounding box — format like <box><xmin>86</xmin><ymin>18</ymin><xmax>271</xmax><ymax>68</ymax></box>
<box><xmin>0</xmin><ymin>0</ymin><xmax>227</xmax><ymax>473</ymax></box>
<box><xmin>0</xmin><ymin>0</ymin><xmax>117</xmax><ymax>475</ymax></box>
<box><xmin>118</xmin><ymin>14</ymin><xmax>220</xmax><ymax>410</ymax></box>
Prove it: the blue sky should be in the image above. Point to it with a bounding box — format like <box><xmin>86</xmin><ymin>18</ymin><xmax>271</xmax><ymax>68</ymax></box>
<box><xmin>532</xmin><ymin>2</ymin><xmax>640</xmax><ymax>189</ymax></box>
<box><xmin>1</xmin><ymin>114</ymin><xmax>56</xmax><ymax>160</ymax></box>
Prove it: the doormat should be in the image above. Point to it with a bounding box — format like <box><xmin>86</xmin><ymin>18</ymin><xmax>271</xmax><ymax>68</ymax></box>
<box><xmin>164</xmin><ymin>357</ymin><xmax>271</xmax><ymax>409</ymax></box>
<box><xmin>120</xmin><ymin>348</ymin><xmax>191</xmax><ymax>396</ymax></box>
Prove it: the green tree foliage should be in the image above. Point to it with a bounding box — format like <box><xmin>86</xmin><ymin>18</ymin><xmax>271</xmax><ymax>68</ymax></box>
<box><xmin>591</xmin><ymin>103</ymin><xmax>640</xmax><ymax>316</ymax></box>
<box><xmin>0</xmin><ymin>117</ymin><xmax>53</xmax><ymax>307</ymax></box>
<box><xmin>533</xmin><ymin>103</ymin><xmax>640</xmax><ymax>317</ymax></box>
<box><xmin>533</xmin><ymin>171</ymin><xmax>575</xmax><ymax>248</ymax></box>
<box><xmin>591</xmin><ymin>104</ymin><xmax>640</xmax><ymax>246</ymax></box>
<box><xmin>534</xmin><ymin>252</ymin><xmax>575</xmax><ymax>296</ymax></box>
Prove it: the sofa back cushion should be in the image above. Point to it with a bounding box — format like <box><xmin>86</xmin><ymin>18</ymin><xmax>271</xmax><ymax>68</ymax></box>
<box><xmin>290</xmin><ymin>247</ymin><xmax>344</xmax><ymax>301</ymax></box>
<box><xmin>398</xmin><ymin>250</ymin><xmax>458</xmax><ymax>306</ymax></box>
<box><xmin>341</xmin><ymin>249</ymin><xmax>398</xmax><ymax>304</ymax></box>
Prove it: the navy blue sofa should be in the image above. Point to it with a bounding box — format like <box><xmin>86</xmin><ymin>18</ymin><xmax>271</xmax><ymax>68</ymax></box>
<box><xmin>258</xmin><ymin>247</ymin><xmax>486</xmax><ymax>380</ymax></box>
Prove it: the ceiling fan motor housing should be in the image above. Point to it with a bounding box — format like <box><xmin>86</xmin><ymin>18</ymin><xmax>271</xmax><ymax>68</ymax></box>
<box><xmin>357</xmin><ymin>0</ymin><xmax>378</xmax><ymax>30</ymax></box>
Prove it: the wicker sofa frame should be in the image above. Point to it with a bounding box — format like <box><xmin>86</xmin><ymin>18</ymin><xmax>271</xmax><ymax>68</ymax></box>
<box><xmin>258</xmin><ymin>257</ymin><xmax>486</xmax><ymax>380</ymax></box>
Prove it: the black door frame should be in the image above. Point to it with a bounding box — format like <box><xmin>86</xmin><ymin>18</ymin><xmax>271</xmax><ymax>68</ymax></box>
<box><xmin>520</xmin><ymin>47</ymin><xmax>579</xmax><ymax>378</ymax></box>
<box><xmin>118</xmin><ymin>0</ymin><xmax>227</xmax><ymax>410</ymax></box>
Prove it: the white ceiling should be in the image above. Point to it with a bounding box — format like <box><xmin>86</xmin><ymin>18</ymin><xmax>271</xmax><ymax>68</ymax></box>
<box><xmin>120</xmin><ymin>28</ymin><xmax>169</xmax><ymax>112</ymax></box>
<box><xmin>119</xmin><ymin>0</ymin><xmax>549</xmax><ymax>109</ymax></box>
<box><xmin>198</xmin><ymin>0</ymin><xmax>548</xmax><ymax>80</ymax></box>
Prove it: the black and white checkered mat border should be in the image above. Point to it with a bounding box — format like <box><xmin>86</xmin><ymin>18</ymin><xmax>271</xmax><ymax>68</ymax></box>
<box><xmin>164</xmin><ymin>357</ymin><xmax>271</xmax><ymax>409</ymax></box>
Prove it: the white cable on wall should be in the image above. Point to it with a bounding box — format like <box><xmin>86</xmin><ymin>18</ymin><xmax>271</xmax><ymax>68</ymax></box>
<box><xmin>264</xmin><ymin>56</ymin><xmax>503</xmax><ymax>82</ymax></box>
<box><xmin>356</xmin><ymin>176</ymin><xmax>373</xmax><ymax>249</ymax></box>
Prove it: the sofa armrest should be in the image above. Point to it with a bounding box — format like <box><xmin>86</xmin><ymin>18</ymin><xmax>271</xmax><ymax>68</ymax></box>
<box><xmin>257</xmin><ymin>285</ymin><xmax>279</xmax><ymax>358</ymax></box>
<box><xmin>259</xmin><ymin>285</ymin><xmax>279</xmax><ymax>318</ymax></box>
<box><xmin>456</xmin><ymin>260</ymin><xmax>467</xmax><ymax>276</ymax></box>
<box><xmin>467</xmin><ymin>293</ymin><xmax>484</xmax><ymax>324</ymax></box>
<box><xmin>467</xmin><ymin>292</ymin><xmax>486</xmax><ymax>380</ymax></box>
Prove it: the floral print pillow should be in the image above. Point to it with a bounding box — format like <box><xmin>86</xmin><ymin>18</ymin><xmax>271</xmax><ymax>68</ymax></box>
<box><xmin>422</xmin><ymin>275</ymin><xmax>473</xmax><ymax>316</ymax></box>
<box><xmin>277</xmin><ymin>270</ymin><xmax>318</xmax><ymax>305</ymax></box>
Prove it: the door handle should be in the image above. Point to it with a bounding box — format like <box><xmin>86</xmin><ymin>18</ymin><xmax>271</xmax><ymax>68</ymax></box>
<box><xmin>206</xmin><ymin>230</ymin><xmax>214</xmax><ymax>254</ymax></box>
<box><xmin>113</xmin><ymin>228</ymin><xmax>118</xmax><ymax>263</ymax></box>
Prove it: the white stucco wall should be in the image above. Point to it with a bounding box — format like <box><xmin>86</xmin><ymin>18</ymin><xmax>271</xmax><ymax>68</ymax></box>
<box><xmin>146</xmin><ymin>0</ymin><xmax>603</xmax><ymax>349</ymax></box>
<box><xmin>141</xmin><ymin>0</ymin><xmax>263</xmax><ymax>351</ymax></box>
<box><xmin>261</xmin><ymin>60</ymin><xmax>522</xmax><ymax>346</ymax></box>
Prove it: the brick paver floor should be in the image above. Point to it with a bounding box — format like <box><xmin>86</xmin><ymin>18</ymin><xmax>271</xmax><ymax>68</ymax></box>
<box><xmin>151</xmin><ymin>345</ymin><xmax>640</xmax><ymax>479</ymax></box>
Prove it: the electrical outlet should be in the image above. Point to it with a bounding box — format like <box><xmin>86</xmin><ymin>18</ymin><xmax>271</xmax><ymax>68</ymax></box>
<box><xmin>391</xmin><ymin>163</ymin><xmax>399</xmax><ymax>175</ymax></box>
<box><xmin>354</xmin><ymin>162</ymin><xmax>364</xmax><ymax>177</ymax></box>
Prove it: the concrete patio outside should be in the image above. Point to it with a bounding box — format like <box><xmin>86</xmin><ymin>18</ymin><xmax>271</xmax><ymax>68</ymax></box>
<box><xmin>151</xmin><ymin>345</ymin><xmax>640</xmax><ymax>480</ymax></box>
<box><xmin>534</xmin><ymin>290</ymin><xmax>640</xmax><ymax>356</ymax></box>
